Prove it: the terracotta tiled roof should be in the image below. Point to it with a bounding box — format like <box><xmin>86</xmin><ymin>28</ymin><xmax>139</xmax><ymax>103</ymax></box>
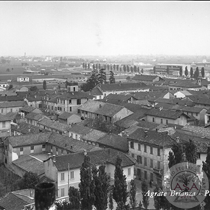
<box><xmin>12</xmin><ymin>122</ymin><xmax>43</xmax><ymax>135</ymax></box>
<box><xmin>58</xmin><ymin>112</ymin><xmax>72</xmax><ymax>120</ymax></box>
<box><xmin>82</xmin><ymin>129</ymin><xmax>107</xmax><ymax>142</ymax></box>
<box><xmin>20</xmin><ymin>105</ymin><xmax>35</xmax><ymax>113</ymax></box>
<box><xmin>132</xmin><ymin>75</ymin><xmax>160</xmax><ymax>81</ymax></box>
<box><xmin>146</xmin><ymin>108</ymin><xmax>189</xmax><ymax>120</ymax></box>
<box><xmin>58</xmin><ymin>92</ymin><xmax>93</xmax><ymax>100</ymax></box>
<box><xmin>68</xmin><ymin>124</ymin><xmax>92</xmax><ymax>136</ymax></box>
<box><xmin>25</xmin><ymin>112</ymin><xmax>45</xmax><ymax>121</ymax></box>
<box><xmin>0</xmin><ymin>101</ymin><xmax>25</xmax><ymax>108</ymax></box>
<box><xmin>54</xmin><ymin>148</ymin><xmax>135</xmax><ymax>171</ymax></box>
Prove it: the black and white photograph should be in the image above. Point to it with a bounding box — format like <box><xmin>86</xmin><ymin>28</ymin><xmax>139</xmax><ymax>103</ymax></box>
<box><xmin>0</xmin><ymin>1</ymin><xmax>210</xmax><ymax>210</ymax></box>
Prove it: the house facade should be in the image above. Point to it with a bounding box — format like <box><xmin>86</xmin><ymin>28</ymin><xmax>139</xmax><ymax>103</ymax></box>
<box><xmin>0</xmin><ymin>114</ymin><xmax>11</xmax><ymax>137</ymax></box>
<box><xmin>0</xmin><ymin>101</ymin><xmax>26</xmax><ymax>115</ymax></box>
<box><xmin>44</xmin><ymin>149</ymin><xmax>135</xmax><ymax>198</ymax></box>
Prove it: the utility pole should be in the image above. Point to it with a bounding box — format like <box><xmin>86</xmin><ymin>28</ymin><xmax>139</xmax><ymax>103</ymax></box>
<box><xmin>68</xmin><ymin>163</ymin><xmax>70</xmax><ymax>190</ymax></box>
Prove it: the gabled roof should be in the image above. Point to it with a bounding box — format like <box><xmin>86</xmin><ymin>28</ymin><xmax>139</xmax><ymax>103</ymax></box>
<box><xmin>12</xmin><ymin>155</ymin><xmax>44</xmax><ymax>176</ymax></box>
<box><xmin>102</xmin><ymin>94</ymin><xmax>137</xmax><ymax>104</ymax></box>
<box><xmin>181</xmin><ymin>125</ymin><xmax>210</xmax><ymax>139</ymax></box>
<box><xmin>97</xmin><ymin>134</ymin><xmax>128</xmax><ymax>152</ymax></box>
<box><xmin>146</xmin><ymin>108</ymin><xmax>189</xmax><ymax>120</ymax></box>
<box><xmin>0</xmin><ymin>101</ymin><xmax>25</xmax><ymax>108</ymax></box>
<box><xmin>7</xmin><ymin>132</ymin><xmax>51</xmax><ymax>147</ymax></box>
<box><xmin>5</xmin><ymin>112</ymin><xmax>19</xmax><ymax>121</ymax></box>
<box><xmin>132</xmin><ymin>75</ymin><xmax>160</xmax><ymax>81</ymax></box>
<box><xmin>0</xmin><ymin>114</ymin><xmax>11</xmax><ymax>122</ymax></box>
<box><xmin>12</xmin><ymin>122</ymin><xmax>43</xmax><ymax>135</ymax></box>
<box><xmin>172</xmin><ymin>105</ymin><xmax>206</xmax><ymax>113</ymax></box>
<box><xmin>68</xmin><ymin>124</ymin><xmax>92</xmax><ymax>136</ymax></box>
<box><xmin>94</xmin><ymin>82</ymin><xmax>147</xmax><ymax>92</ymax></box>
<box><xmin>128</xmin><ymin>128</ymin><xmax>176</xmax><ymax>147</ymax></box>
<box><xmin>82</xmin><ymin>129</ymin><xmax>107</xmax><ymax>142</ymax></box>
<box><xmin>25</xmin><ymin>112</ymin><xmax>45</xmax><ymax>121</ymax></box>
<box><xmin>20</xmin><ymin>105</ymin><xmax>35</xmax><ymax>113</ymax></box>
<box><xmin>58</xmin><ymin>112</ymin><xmax>72</xmax><ymax>120</ymax></box>
<box><xmin>78</xmin><ymin>100</ymin><xmax>105</xmax><ymax>113</ymax></box>
<box><xmin>54</xmin><ymin>148</ymin><xmax>135</xmax><ymax>171</ymax></box>
<box><xmin>58</xmin><ymin>92</ymin><xmax>93</xmax><ymax>100</ymax></box>
<box><xmin>0</xmin><ymin>191</ymin><xmax>34</xmax><ymax>210</ymax></box>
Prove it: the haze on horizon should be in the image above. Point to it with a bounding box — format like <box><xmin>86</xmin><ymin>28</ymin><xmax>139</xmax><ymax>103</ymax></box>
<box><xmin>0</xmin><ymin>1</ymin><xmax>210</xmax><ymax>57</ymax></box>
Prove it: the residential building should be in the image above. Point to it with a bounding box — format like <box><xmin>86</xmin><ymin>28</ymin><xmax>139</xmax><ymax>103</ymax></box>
<box><xmin>132</xmin><ymin>75</ymin><xmax>163</xmax><ymax>84</ymax></box>
<box><xmin>91</xmin><ymin>82</ymin><xmax>149</xmax><ymax>100</ymax></box>
<box><xmin>145</xmin><ymin>108</ymin><xmax>190</xmax><ymax>126</ymax></box>
<box><xmin>25</xmin><ymin>112</ymin><xmax>47</xmax><ymax>126</ymax></box>
<box><xmin>44</xmin><ymin>148</ymin><xmax>135</xmax><ymax>198</ymax></box>
<box><xmin>17</xmin><ymin>76</ymin><xmax>30</xmax><ymax>82</ymax></box>
<box><xmin>79</xmin><ymin>100</ymin><xmax>133</xmax><ymax>123</ymax></box>
<box><xmin>58</xmin><ymin>112</ymin><xmax>82</xmax><ymax>126</ymax></box>
<box><xmin>0</xmin><ymin>101</ymin><xmax>26</xmax><ymax>115</ymax></box>
<box><xmin>19</xmin><ymin>105</ymin><xmax>42</xmax><ymax>118</ymax></box>
<box><xmin>0</xmin><ymin>114</ymin><xmax>11</xmax><ymax>137</ymax></box>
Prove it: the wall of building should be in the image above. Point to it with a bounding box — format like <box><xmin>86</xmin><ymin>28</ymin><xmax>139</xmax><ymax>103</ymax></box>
<box><xmin>0</xmin><ymin>107</ymin><xmax>22</xmax><ymax>114</ymax></box>
<box><xmin>112</xmin><ymin>108</ymin><xmax>133</xmax><ymax>123</ymax></box>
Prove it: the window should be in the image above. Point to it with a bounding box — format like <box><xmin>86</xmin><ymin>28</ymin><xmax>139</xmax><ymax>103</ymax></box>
<box><xmin>157</xmin><ymin>148</ymin><xmax>160</xmax><ymax>156</ymax></box>
<box><xmin>77</xmin><ymin>99</ymin><xmax>81</xmax><ymax>105</ymax></box>
<box><xmin>20</xmin><ymin>147</ymin><xmax>23</xmax><ymax>155</ymax></box>
<box><xmin>152</xmin><ymin>117</ymin><xmax>155</xmax><ymax>122</ymax></box>
<box><xmin>2</xmin><ymin>122</ymin><xmax>6</xmax><ymax>128</ymax></box>
<box><xmin>69</xmin><ymin>107</ymin><xmax>72</xmax><ymax>112</ymax></box>
<box><xmin>131</xmin><ymin>153</ymin><xmax>135</xmax><ymax>158</ymax></box>
<box><xmin>42</xmin><ymin>144</ymin><xmax>45</xmax><ymax>151</ymax></box>
<box><xmin>161</xmin><ymin>119</ymin><xmax>163</xmax><ymax>124</ymax></box>
<box><xmin>61</xmin><ymin>188</ymin><xmax>65</xmax><ymax>197</ymax></box>
<box><xmin>144</xmin><ymin>157</ymin><xmax>147</xmax><ymax>166</ymax></box>
<box><xmin>150</xmin><ymin>173</ymin><xmax>153</xmax><ymax>181</ymax></box>
<box><xmin>150</xmin><ymin>146</ymin><xmax>153</xmax><ymax>154</ymax></box>
<box><xmin>137</xmin><ymin>169</ymin><xmax>141</xmax><ymax>180</ymax></box>
<box><xmin>137</xmin><ymin>155</ymin><xmax>142</xmax><ymax>164</ymax></box>
<box><xmin>31</xmin><ymin>145</ymin><xmax>34</xmax><ymax>153</ymax></box>
<box><xmin>166</xmin><ymin>120</ymin><xmax>168</xmax><ymax>125</ymax></box>
<box><xmin>144</xmin><ymin>171</ymin><xmax>147</xmax><ymax>180</ymax></box>
<box><xmin>70</xmin><ymin>171</ymin><xmax>74</xmax><ymax>179</ymax></box>
<box><xmin>128</xmin><ymin>168</ymin><xmax>131</xmax><ymax>176</ymax></box>
<box><xmin>61</xmin><ymin>173</ymin><xmax>65</xmax><ymax>181</ymax></box>
<box><xmin>138</xmin><ymin>143</ymin><xmax>141</xmax><ymax>151</ymax></box>
<box><xmin>150</xmin><ymin>159</ymin><xmax>153</xmax><ymax>168</ymax></box>
<box><xmin>157</xmin><ymin>161</ymin><xmax>161</xmax><ymax>169</ymax></box>
<box><xmin>144</xmin><ymin>145</ymin><xmax>147</xmax><ymax>153</ymax></box>
<box><xmin>130</xmin><ymin>142</ymin><xmax>134</xmax><ymax>149</ymax></box>
<box><xmin>198</xmin><ymin>153</ymin><xmax>201</xmax><ymax>159</ymax></box>
<box><xmin>69</xmin><ymin>99</ymin><xmax>72</xmax><ymax>104</ymax></box>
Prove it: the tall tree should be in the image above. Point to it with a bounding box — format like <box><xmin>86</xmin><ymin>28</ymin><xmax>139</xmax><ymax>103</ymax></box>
<box><xmin>113</xmin><ymin>156</ymin><xmax>128</xmax><ymax>207</ymax></box>
<box><xmin>190</xmin><ymin>67</ymin><xmax>194</xmax><ymax>78</ymax></box>
<box><xmin>203</xmin><ymin>146</ymin><xmax>210</xmax><ymax>210</ymax></box>
<box><xmin>81</xmin><ymin>70</ymin><xmax>99</xmax><ymax>92</ymax></box>
<box><xmin>43</xmin><ymin>80</ymin><xmax>47</xmax><ymax>90</ymax></box>
<box><xmin>109</xmin><ymin>71</ymin><xmax>115</xmax><ymax>84</ymax></box>
<box><xmin>194</xmin><ymin>67</ymin><xmax>199</xmax><ymax>79</ymax></box>
<box><xmin>98</xmin><ymin>68</ymin><xmax>106</xmax><ymax>84</ymax></box>
<box><xmin>201</xmin><ymin>67</ymin><xmax>205</xmax><ymax>78</ymax></box>
<box><xmin>129</xmin><ymin>179</ymin><xmax>137</xmax><ymax>210</ymax></box>
<box><xmin>179</xmin><ymin>66</ymin><xmax>183</xmax><ymax>76</ymax></box>
<box><xmin>79</xmin><ymin>154</ymin><xmax>95</xmax><ymax>210</ymax></box>
<box><xmin>185</xmin><ymin>139</ymin><xmax>197</xmax><ymax>164</ymax></box>
<box><xmin>93</xmin><ymin>165</ymin><xmax>110</xmax><ymax>210</ymax></box>
<box><xmin>68</xmin><ymin>186</ymin><xmax>81</xmax><ymax>209</ymax></box>
<box><xmin>141</xmin><ymin>180</ymin><xmax>149</xmax><ymax>210</ymax></box>
<box><xmin>185</xmin><ymin>66</ymin><xmax>188</xmax><ymax>77</ymax></box>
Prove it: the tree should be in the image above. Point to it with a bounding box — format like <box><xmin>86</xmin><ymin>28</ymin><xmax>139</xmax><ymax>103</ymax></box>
<box><xmin>43</xmin><ymin>80</ymin><xmax>47</xmax><ymax>90</ymax></box>
<box><xmin>194</xmin><ymin>67</ymin><xmax>199</xmax><ymax>79</ymax></box>
<box><xmin>98</xmin><ymin>68</ymin><xmax>106</xmax><ymax>84</ymax></box>
<box><xmin>81</xmin><ymin>70</ymin><xmax>99</xmax><ymax>92</ymax></box>
<box><xmin>113</xmin><ymin>156</ymin><xmax>128</xmax><ymax>207</ymax></box>
<box><xmin>8</xmin><ymin>84</ymin><xmax>13</xmax><ymax>90</ymax></box>
<box><xmin>109</xmin><ymin>71</ymin><xmax>115</xmax><ymax>84</ymax></box>
<box><xmin>29</xmin><ymin>86</ymin><xmax>38</xmax><ymax>92</ymax></box>
<box><xmin>138</xmin><ymin>201</ymin><xmax>143</xmax><ymax>210</ymax></box>
<box><xmin>202</xmin><ymin>146</ymin><xmax>210</xmax><ymax>210</ymax></box>
<box><xmin>190</xmin><ymin>67</ymin><xmax>194</xmax><ymax>78</ymax></box>
<box><xmin>129</xmin><ymin>179</ymin><xmax>137</xmax><ymax>210</ymax></box>
<box><xmin>185</xmin><ymin>139</ymin><xmax>197</xmax><ymax>164</ymax></box>
<box><xmin>185</xmin><ymin>66</ymin><xmax>188</xmax><ymax>77</ymax></box>
<box><xmin>179</xmin><ymin>67</ymin><xmax>183</xmax><ymax>76</ymax></box>
<box><xmin>141</xmin><ymin>180</ymin><xmax>149</xmax><ymax>210</ymax></box>
<box><xmin>17</xmin><ymin>172</ymin><xmax>40</xmax><ymax>189</ymax></box>
<box><xmin>93</xmin><ymin>165</ymin><xmax>110</xmax><ymax>210</ymax></box>
<box><xmin>68</xmin><ymin>186</ymin><xmax>81</xmax><ymax>209</ymax></box>
<box><xmin>79</xmin><ymin>154</ymin><xmax>95</xmax><ymax>210</ymax></box>
<box><xmin>201</xmin><ymin>67</ymin><xmax>205</xmax><ymax>78</ymax></box>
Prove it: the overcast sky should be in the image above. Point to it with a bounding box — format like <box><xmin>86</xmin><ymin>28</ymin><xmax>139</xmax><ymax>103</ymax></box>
<box><xmin>0</xmin><ymin>1</ymin><xmax>210</xmax><ymax>57</ymax></box>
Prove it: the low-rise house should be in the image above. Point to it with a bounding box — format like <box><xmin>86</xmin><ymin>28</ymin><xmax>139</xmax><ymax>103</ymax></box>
<box><xmin>17</xmin><ymin>76</ymin><xmax>30</xmax><ymax>82</ymax></box>
<box><xmin>145</xmin><ymin>108</ymin><xmax>190</xmax><ymax>126</ymax></box>
<box><xmin>58</xmin><ymin>112</ymin><xmax>82</xmax><ymax>125</ymax></box>
<box><xmin>38</xmin><ymin>118</ymin><xmax>70</xmax><ymax>135</ymax></box>
<box><xmin>68</xmin><ymin>124</ymin><xmax>92</xmax><ymax>140</ymax></box>
<box><xmin>79</xmin><ymin>100</ymin><xmax>133</xmax><ymax>123</ymax></box>
<box><xmin>0</xmin><ymin>101</ymin><xmax>26</xmax><ymax>115</ymax></box>
<box><xmin>132</xmin><ymin>75</ymin><xmax>163</xmax><ymax>85</ymax></box>
<box><xmin>0</xmin><ymin>82</ymin><xmax>9</xmax><ymax>89</ymax></box>
<box><xmin>25</xmin><ymin>112</ymin><xmax>47</xmax><ymax>126</ymax></box>
<box><xmin>91</xmin><ymin>82</ymin><xmax>149</xmax><ymax>100</ymax></box>
<box><xmin>44</xmin><ymin>148</ymin><xmax>135</xmax><ymax>198</ymax></box>
<box><xmin>24</xmin><ymin>95</ymin><xmax>42</xmax><ymax>108</ymax></box>
<box><xmin>188</xmin><ymin>95</ymin><xmax>210</xmax><ymax>108</ymax></box>
<box><xmin>0</xmin><ymin>114</ymin><xmax>11</xmax><ymax>137</ymax></box>
<box><xmin>102</xmin><ymin>94</ymin><xmax>138</xmax><ymax>105</ymax></box>
<box><xmin>4</xmin><ymin>132</ymin><xmax>100</xmax><ymax>164</ymax></box>
<box><xmin>0</xmin><ymin>189</ymin><xmax>34</xmax><ymax>210</ymax></box>
<box><xmin>15</xmin><ymin>86</ymin><xmax>29</xmax><ymax>93</ymax></box>
<box><xmin>174</xmin><ymin>90</ymin><xmax>192</xmax><ymax>98</ymax></box>
<box><xmin>19</xmin><ymin>105</ymin><xmax>42</xmax><ymax>118</ymax></box>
